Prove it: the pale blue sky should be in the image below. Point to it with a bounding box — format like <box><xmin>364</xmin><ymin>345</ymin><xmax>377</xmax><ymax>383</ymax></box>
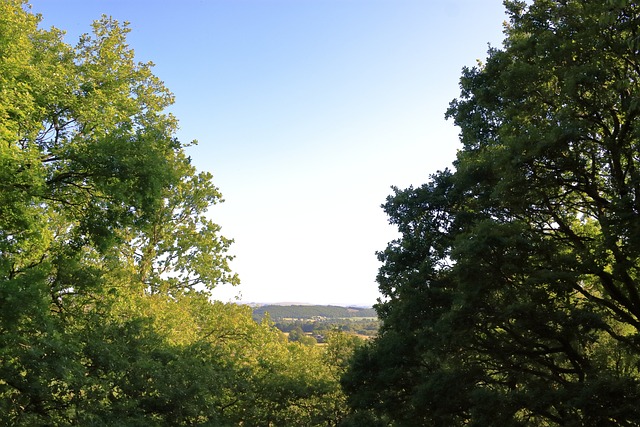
<box><xmin>30</xmin><ymin>1</ymin><xmax>508</xmax><ymax>306</ymax></box>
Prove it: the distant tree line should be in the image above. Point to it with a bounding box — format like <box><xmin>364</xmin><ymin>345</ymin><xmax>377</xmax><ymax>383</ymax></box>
<box><xmin>277</xmin><ymin>319</ymin><xmax>379</xmax><ymax>342</ymax></box>
<box><xmin>252</xmin><ymin>305</ymin><xmax>377</xmax><ymax>321</ymax></box>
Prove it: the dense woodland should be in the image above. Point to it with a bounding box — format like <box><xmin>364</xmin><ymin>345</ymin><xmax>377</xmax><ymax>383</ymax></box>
<box><xmin>3</xmin><ymin>0</ymin><xmax>640</xmax><ymax>425</ymax></box>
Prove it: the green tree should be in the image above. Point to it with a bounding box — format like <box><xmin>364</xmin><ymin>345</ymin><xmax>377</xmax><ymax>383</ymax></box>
<box><xmin>343</xmin><ymin>1</ymin><xmax>640</xmax><ymax>425</ymax></box>
<box><xmin>0</xmin><ymin>2</ymin><xmax>238</xmax><ymax>424</ymax></box>
<box><xmin>0</xmin><ymin>3</ymin><xmax>353</xmax><ymax>425</ymax></box>
<box><xmin>288</xmin><ymin>325</ymin><xmax>306</xmax><ymax>341</ymax></box>
<box><xmin>288</xmin><ymin>325</ymin><xmax>317</xmax><ymax>346</ymax></box>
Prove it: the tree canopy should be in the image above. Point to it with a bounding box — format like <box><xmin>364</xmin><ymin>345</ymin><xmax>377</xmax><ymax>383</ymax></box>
<box><xmin>0</xmin><ymin>2</ymin><xmax>354</xmax><ymax>425</ymax></box>
<box><xmin>343</xmin><ymin>1</ymin><xmax>640</xmax><ymax>425</ymax></box>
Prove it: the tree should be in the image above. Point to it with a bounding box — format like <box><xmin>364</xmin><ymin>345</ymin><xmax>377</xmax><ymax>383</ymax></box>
<box><xmin>288</xmin><ymin>325</ymin><xmax>317</xmax><ymax>346</ymax></box>
<box><xmin>343</xmin><ymin>1</ymin><xmax>640</xmax><ymax>425</ymax></box>
<box><xmin>0</xmin><ymin>3</ymin><xmax>354</xmax><ymax>425</ymax></box>
<box><xmin>0</xmin><ymin>2</ymin><xmax>239</xmax><ymax>424</ymax></box>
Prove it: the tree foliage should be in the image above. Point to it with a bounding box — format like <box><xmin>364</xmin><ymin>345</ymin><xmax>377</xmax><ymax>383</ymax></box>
<box><xmin>0</xmin><ymin>2</ymin><xmax>350</xmax><ymax>425</ymax></box>
<box><xmin>343</xmin><ymin>1</ymin><xmax>640</xmax><ymax>425</ymax></box>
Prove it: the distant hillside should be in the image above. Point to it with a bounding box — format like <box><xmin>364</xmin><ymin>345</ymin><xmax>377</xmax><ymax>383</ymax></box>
<box><xmin>252</xmin><ymin>305</ymin><xmax>377</xmax><ymax>321</ymax></box>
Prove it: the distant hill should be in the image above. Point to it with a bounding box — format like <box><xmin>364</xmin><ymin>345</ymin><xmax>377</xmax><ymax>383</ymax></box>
<box><xmin>252</xmin><ymin>305</ymin><xmax>377</xmax><ymax>321</ymax></box>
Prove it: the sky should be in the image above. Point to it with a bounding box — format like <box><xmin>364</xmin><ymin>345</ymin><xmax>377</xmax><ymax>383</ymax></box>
<box><xmin>29</xmin><ymin>0</ymin><xmax>509</xmax><ymax>306</ymax></box>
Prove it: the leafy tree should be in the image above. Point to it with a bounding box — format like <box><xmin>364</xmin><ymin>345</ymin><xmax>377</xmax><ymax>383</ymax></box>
<box><xmin>288</xmin><ymin>326</ymin><xmax>317</xmax><ymax>346</ymax></box>
<box><xmin>343</xmin><ymin>1</ymin><xmax>640</xmax><ymax>425</ymax></box>
<box><xmin>0</xmin><ymin>3</ymin><xmax>354</xmax><ymax>425</ymax></box>
<box><xmin>105</xmin><ymin>294</ymin><xmax>343</xmax><ymax>426</ymax></box>
<box><xmin>0</xmin><ymin>1</ymin><xmax>236</xmax><ymax>424</ymax></box>
<box><xmin>324</xmin><ymin>330</ymin><xmax>364</xmax><ymax>375</ymax></box>
<box><xmin>289</xmin><ymin>326</ymin><xmax>306</xmax><ymax>341</ymax></box>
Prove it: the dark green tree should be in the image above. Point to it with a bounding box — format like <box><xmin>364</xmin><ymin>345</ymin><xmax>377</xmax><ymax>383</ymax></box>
<box><xmin>343</xmin><ymin>1</ymin><xmax>640</xmax><ymax>425</ymax></box>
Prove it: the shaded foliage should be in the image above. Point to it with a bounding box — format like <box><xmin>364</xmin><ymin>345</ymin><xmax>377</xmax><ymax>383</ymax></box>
<box><xmin>343</xmin><ymin>0</ymin><xmax>640</xmax><ymax>425</ymax></box>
